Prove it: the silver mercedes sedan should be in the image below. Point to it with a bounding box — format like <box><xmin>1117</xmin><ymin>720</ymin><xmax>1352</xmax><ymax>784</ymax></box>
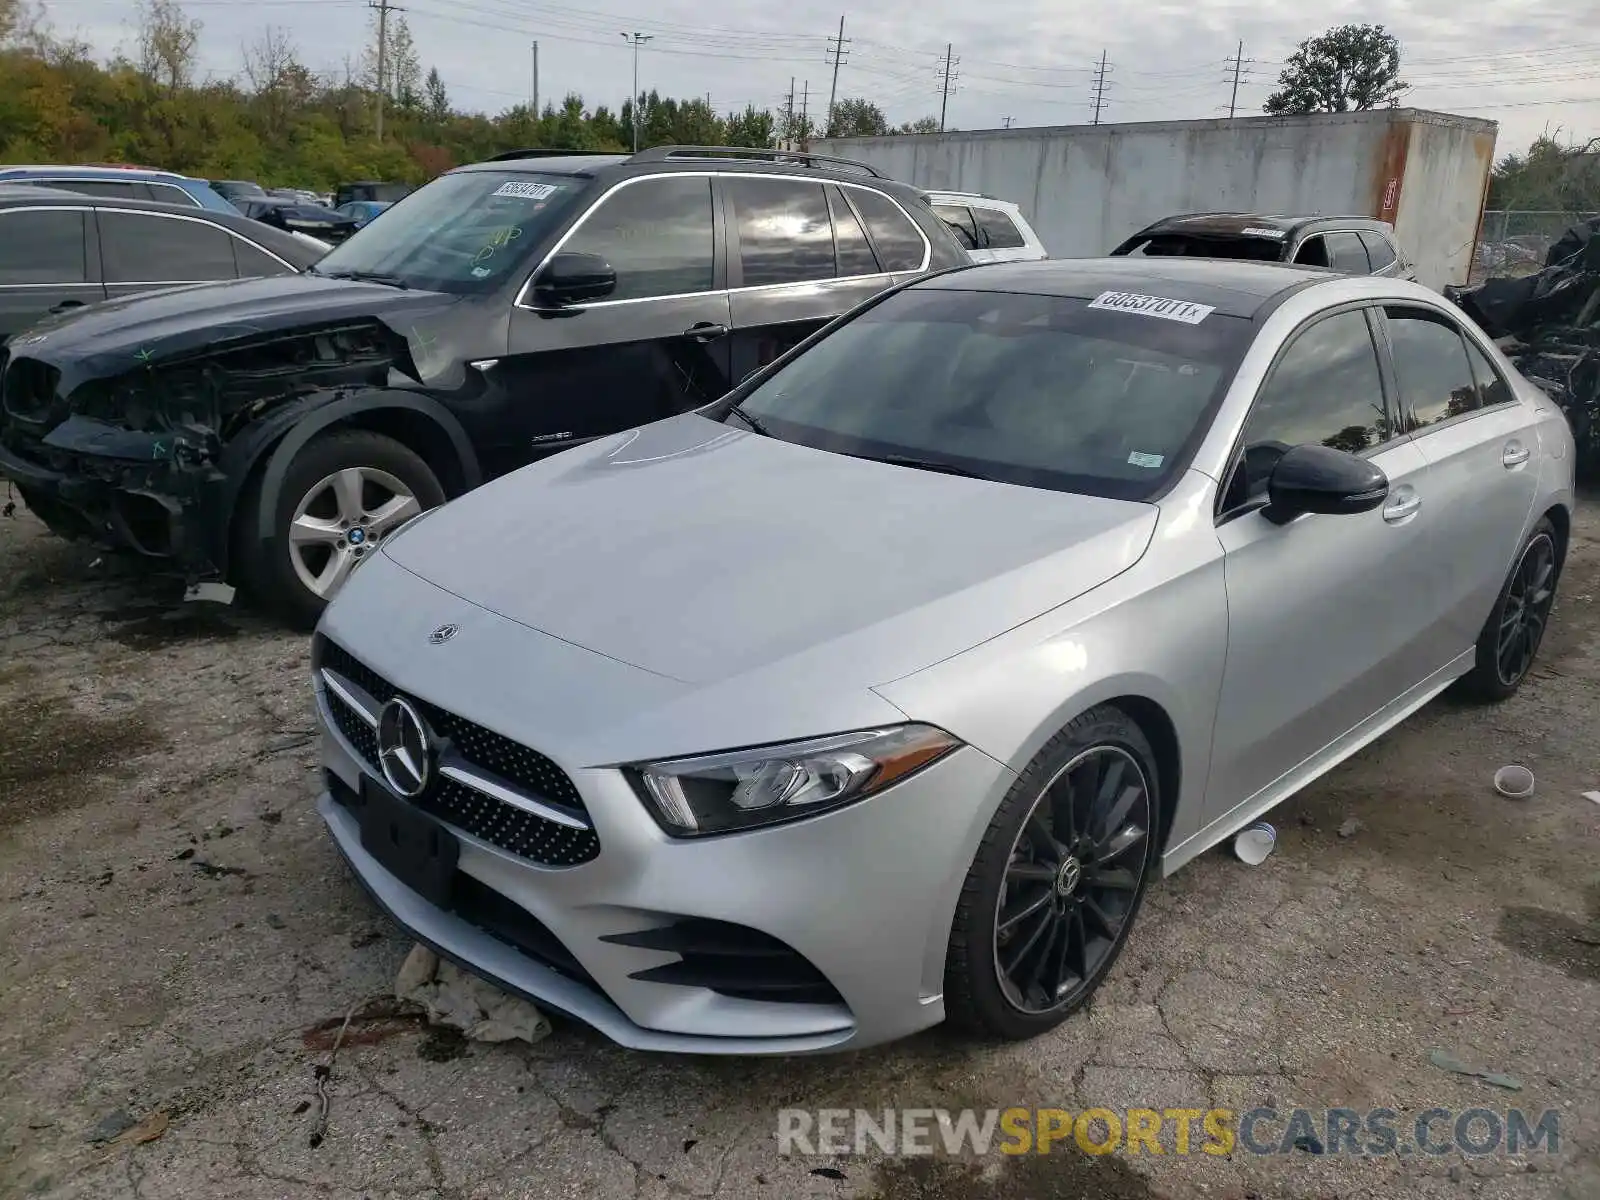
<box><xmin>312</xmin><ymin>258</ymin><xmax>1575</xmax><ymax>1054</ymax></box>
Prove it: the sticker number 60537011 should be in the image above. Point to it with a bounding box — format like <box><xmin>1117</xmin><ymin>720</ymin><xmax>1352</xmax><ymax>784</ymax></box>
<box><xmin>1086</xmin><ymin>291</ymin><xmax>1216</xmax><ymax>325</ymax></box>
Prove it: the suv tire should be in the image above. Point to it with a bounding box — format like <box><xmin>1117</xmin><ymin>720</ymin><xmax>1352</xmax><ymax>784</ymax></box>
<box><xmin>239</xmin><ymin>429</ymin><xmax>445</xmax><ymax>628</ymax></box>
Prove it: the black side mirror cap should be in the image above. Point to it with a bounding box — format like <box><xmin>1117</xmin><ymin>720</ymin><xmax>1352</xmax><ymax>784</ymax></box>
<box><xmin>1263</xmin><ymin>443</ymin><xmax>1389</xmax><ymax>524</ymax></box>
<box><xmin>533</xmin><ymin>251</ymin><xmax>617</xmax><ymax>306</ymax></box>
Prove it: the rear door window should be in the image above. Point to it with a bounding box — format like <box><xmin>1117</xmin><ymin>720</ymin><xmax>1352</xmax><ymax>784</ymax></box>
<box><xmin>0</xmin><ymin>210</ymin><xmax>88</xmax><ymax>283</ymax></box>
<box><xmin>829</xmin><ymin>186</ymin><xmax>881</xmax><ymax>276</ymax></box>
<box><xmin>45</xmin><ymin>178</ymin><xmax>144</xmax><ymax>200</ymax></box>
<box><xmin>932</xmin><ymin>204</ymin><xmax>978</xmax><ymax>250</ymax></box>
<box><xmin>99</xmin><ymin>212</ymin><xmax>238</xmax><ymax>283</ymax></box>
<box><xmin>1324</xmin><ymin>231</ymin><xmax>1373</xmax><ymax>274</ymax></box>
<box><xmin>1383</xmin><ymin>305</ymin><xmax>1481</xmax><ymax>430</ymax></box>
<box><xmin>725</xmin><ymin>177</ymin><xmax>835</xmax><ymax>288</ymax></box>
<box><xmin>1359</xmin><ymin>230</ymin><xmax>1397</xmax><ymax>271</ymax></box>
<box><xmin>145</xmin><ymin>181</ymin><xmax>199</xmax><ymax>207</ymax></box>
<box><xmin>974</xmin><ymin>207</ymin><xmax>1026</xmax><ymax>249</ymax></box>
<box><xmin>847</xmin><ymin>189</ymin><xmax>926</xmax><ymax>272</ymax></box>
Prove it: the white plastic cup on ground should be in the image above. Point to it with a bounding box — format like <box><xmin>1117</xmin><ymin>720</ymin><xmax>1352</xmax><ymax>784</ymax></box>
<box><xmin>1493</xmin><ymin>765</ymin><xmax>1535</xmax><ymax>799</ymax></box>
<box><xmin>1233</xmin><ymin>821</ymin><xmax>1277</xmax><ymax>865</ymax></box>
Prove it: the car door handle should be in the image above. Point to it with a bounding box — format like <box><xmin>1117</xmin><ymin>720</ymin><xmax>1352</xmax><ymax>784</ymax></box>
<box><xmin>1502</xmin><ymin>440</ymin><xmax>1531</xmax><ymax>467</ymax></box>
<box><xmin>1382</xmin><ymin>487</ymin><xmax>1422</xmax><ymax>523</ymax></box>
<box><xmin>48</xmin><ymin>300</ymin><xmax>85</xmax><ymax>314</ymax></box>
<box><xmin>683</xmin><ymin>322</ymin><xmax>728</xmax><ymax>342</ymax></box>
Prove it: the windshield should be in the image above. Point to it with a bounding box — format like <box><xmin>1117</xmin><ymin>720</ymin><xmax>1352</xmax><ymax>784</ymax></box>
<box><xmin>1116</xmin><ymin>232</ymin><xmax>1286</xmax><ymax>262</ymax></box>
<box><xmin>311</xmin><ymin>170</ymin><xmax>587</xmax><ymax>294</ymax></box>
<box><xmin>730</xmin><ymin>287</ymin><xmax>1254</xmax><ymax>501</ymax></box>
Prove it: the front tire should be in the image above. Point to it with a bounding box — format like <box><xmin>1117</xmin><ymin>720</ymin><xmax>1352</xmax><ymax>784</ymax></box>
<box><xmin>239</xmin><ymin>430</ymin><xmax>445</xmax><ymax>628</ymax></box>
<box><xmin>1457</xmin><ymin>517</ymin><xmax>1562</xmax><ymax>703</ymax></box>
<box><xmin>944</xmin><ymin>706</ymin><xmax>1161</xmax><ymax>1041</ymax></box>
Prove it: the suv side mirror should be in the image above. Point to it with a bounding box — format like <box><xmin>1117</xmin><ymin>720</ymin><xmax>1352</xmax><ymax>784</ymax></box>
<box><xmin>1264</xmin><ymin>443</ymin><xmax>1388</xmax><ymax>524</ymax></box>
<box><xmin>533</xmin><ymin>252</ymin><xmax>616</xmax><ymax>306</ymax></box>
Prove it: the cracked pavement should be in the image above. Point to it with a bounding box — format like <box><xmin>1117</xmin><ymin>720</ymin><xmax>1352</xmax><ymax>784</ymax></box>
<box><xmin>1</xmin><ymin>495</ymin><xmax>1598</xmax><ymax>1200</ymax></box>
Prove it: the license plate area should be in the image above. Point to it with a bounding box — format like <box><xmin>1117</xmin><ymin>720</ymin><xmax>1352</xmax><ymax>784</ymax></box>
<box><xmin>359</xmin><ymin>778</ymin><xmax>459</xmax><ymax>907</ymax></box>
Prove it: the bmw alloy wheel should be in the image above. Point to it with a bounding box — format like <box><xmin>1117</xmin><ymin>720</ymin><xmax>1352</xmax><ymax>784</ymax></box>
<box><xmin>288</xmin><ymin>466</ymin><xmax>421</xmax><ymax>598</ymax></box>
<box><xmin>992</xmin><ymin>745</ymin><xmax>1153</xmax><ymax>1014</ymax></box>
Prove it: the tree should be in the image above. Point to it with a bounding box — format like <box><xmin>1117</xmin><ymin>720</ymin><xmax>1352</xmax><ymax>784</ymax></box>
<box><xmin>361</xmin><ymin>11</ymin><xmax>419</xmax><ymax>108</ymax></box>
<box><xmin>724</xmin><ymin>105</ymin><xmax>774</xmax><ymax>149</ymax></box>
<box><xmin>136</xmin><ymin>0</ymin><xmax>200</xmax><ymax>92</ymax></box>
<box><xmin>826</xmin><ymin>97</ymin><xmax>887</xmax><ymax>139</ymax></box>
<box><xmin>1264</xmin><ymin>24</ymin><xmax>1408</xmax><ymax>114</ymax></box>
<box><xmin>898</xmin><ymin>115</ymin><xmax>940</xmax><ymax>135</ymax></box>
<box><xmin>242</xmin><ymin>25</ymin><xmax>305</xmax><ymax>138</ymax></box>
<box><xmin>1489</xmin><ymin>135</ymin><xmax>1600</xmax><ymax>211</ymax></box>
<box><xmin>424</xmin><ymin>66</ymin><xmax>449</xmax><ymax>121</ymax></box>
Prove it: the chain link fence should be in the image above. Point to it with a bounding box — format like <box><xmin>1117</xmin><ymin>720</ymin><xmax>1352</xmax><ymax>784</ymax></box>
<box><xmin>1471</xmin><ymin>210</ymin><xmax>1600</xmax><ymax>282</ymax></box>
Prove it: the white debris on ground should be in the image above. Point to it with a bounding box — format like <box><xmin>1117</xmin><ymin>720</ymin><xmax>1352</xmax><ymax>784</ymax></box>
<box><xmin>394</xmin><ymin>944</ymin><xmax>553</xmax><ymax>1044</ymax></box>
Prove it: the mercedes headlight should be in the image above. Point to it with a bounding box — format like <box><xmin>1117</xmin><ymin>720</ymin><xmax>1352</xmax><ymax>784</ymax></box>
<box><xmin>630</xmin><ymin>724</ymin><xmax>961</xmax><ymax>837</ymax></box>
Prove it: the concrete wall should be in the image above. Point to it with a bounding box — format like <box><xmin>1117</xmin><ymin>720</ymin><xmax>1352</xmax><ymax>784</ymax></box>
<box><xmin>813</xmin><ymin>108</ymin><xmax>1496</xmax><ymax>290</ymax></box>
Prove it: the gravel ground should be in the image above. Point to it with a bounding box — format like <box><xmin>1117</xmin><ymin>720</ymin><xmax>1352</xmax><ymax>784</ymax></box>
<box><xmin>1</xmin><ymin>493</ymin><xmax>1598</xmax><ymax>1200</ymax></box>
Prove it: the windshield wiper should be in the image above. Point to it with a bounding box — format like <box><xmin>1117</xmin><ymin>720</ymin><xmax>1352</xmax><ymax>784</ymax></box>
<box><xmin>314</xmin><ymin>268</ymin><xmax>410</xmax><ymax>289</ymax></box>
<box><xmin>726</xmin><ymin>403</ymin><xmax>771</xmax><ymax>436</ymax></box>
<box><xmin>852</xmin><ymin>452</ymin><xmax>987</xmax><ymax>479</ymax></box>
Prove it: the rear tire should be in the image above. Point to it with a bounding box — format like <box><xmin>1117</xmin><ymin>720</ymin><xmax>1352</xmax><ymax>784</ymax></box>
<box><xmin>1457</xmin><ymin>517</ymin><xmax>1562</xmax><ymax>703</ymax></box>
<box><xmin>238</xmin><ymin>430</ymin><xmax>445</xmax><ymax>629</ymax></box>
<box><xmin>944</xmin><ymin>705</ymin><xmax>1161</xmax><ymax>1041</ymax></box>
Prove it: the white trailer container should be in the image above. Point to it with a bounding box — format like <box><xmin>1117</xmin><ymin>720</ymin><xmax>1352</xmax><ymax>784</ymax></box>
<box><xmin>812</xmin><ymin>108</ymin><xmax>1497</xmax><ymax>291</ymax></box>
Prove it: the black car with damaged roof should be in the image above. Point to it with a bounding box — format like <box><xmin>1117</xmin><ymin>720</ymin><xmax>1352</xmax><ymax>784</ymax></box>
<box><xmin>0</xmin><ymin>145</ymin><xmax>969</xmax><ymax>625</ymax></box>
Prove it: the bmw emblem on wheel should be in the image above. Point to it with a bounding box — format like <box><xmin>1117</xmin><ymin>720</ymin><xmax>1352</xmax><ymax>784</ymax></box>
<box><xmin>377</xmin><ymin>697</ymin><xmax>433</xmax><ymax>797</ymax></box>
<box><xmin>427</xmin><ymin>623</ymin><xmax>459</xmax><ymax>645</ymax></box>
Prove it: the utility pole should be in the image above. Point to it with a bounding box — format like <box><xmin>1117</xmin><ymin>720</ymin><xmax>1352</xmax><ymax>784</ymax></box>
<box><xmin>800</xmin><ymin>79</ymin><xmax>809</xmax><ymax>147</ymax></box>
<box><xmin>824</xmin><ymin>15</ymin><xmax>849</xmax><ymax>139</ymax></box>
<box><xmin>938</xmin><ymin>43</ymin><xmax>958</xmax><ymax>133</ymax></box>
<box><xmin>619</xmin><ymin>31</ymin><xmax>651</xmax><ymax>152</ymax></box>
<box><xmin>369</xmin><ymin>0</ymin><xmax>402</xmax><ymax>141</ymax></box>
<box><xmin>785</xmin><ymin>77</ymin><xmax>795</xmax><ymax>149</ymax></box>
<box><xmin>1090</xmin><ymin>48</ymin><xmax>1111</xmax><ymax>125</ymax></box>
<box><xmin>1224</xmin><ymin>41</ymin><xmax>1254</xmax><ymax>119</ymax></box>
<box><xmin>531</xmin><ymin>40</ymin><xmax>539</xmax><ymax>117</ymax></box>
<box><xmin>1002</xmin><ymin>115</ymin><xmax>1012</xmax><ymax>129</ymax></box>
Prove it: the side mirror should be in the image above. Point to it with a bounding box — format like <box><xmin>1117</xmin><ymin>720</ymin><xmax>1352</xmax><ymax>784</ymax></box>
<box><xmin>532</xmin><ymin>252</ymin><xmax>616</xmax><ymax>306</ymax></box>
<box><xmin>1264</xmin><ymin>443</ymin><xmax>1388</xmax><ymax>524</ymax></box>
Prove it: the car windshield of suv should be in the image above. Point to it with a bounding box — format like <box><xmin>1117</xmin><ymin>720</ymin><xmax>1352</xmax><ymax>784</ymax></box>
<box><xmin>1117</xmin><ymin>232</ymin><xmax>1285</xmax><ymax>262</ymax></box>
<box><xmin>309</xmin><ymin>170</ymin><xmax>587</xmax><ymax>294</ymax></box>
<box><xmin>730</xmin><ymin>287</ymin><xmax>1254</xmax><ymax>501</ymax></box>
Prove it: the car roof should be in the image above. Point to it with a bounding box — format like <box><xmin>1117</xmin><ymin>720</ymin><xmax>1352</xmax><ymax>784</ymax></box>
<box><xmin>0</xmin><ymin>163</ymin><xmax>199</xmax><ymax>183</ymax></box>
<box><xmin>0</xmin><ymin>183</ymin><xmax>84</xmax><ymax>199</ymax></box>
<box><xmin>1135</xmin><ymin>212</ymin><xmax>1390</xmax><ymax>237</ymax></box>
<box><xmin>449</xmin><ymin>145</ymin><xmax>914</xmax><ymax>192</ymax></box>
<box><xmin>916</xmin><ymin>257</ymin><xmax>1336</xmax><ymax>319</ymax></box>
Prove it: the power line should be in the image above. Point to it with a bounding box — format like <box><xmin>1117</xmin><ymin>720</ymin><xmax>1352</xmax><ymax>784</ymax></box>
<box><xmin>1090</xmin><ymin>49</ymin><xmax>1111</xmax><ymax>124</ymax></box>
<box><xmin>825</xmin><ymin>15</ymin><xmax>850</xmax><ymax>137</ymax></box>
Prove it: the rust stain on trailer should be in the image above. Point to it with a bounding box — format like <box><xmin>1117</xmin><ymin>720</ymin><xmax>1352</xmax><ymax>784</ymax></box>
<box><xmin>1372</xmin><ymin>121</ymin><xmax>1412</xmax><ymax>223</ymax></box>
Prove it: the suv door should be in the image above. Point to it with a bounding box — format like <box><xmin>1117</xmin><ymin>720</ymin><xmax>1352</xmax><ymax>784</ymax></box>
<box><xmin>95</xmin><ymin>209</ymin><xmax>241</xmax><ymax>299</ymax></box>
<box><xmin>0</xmin><ymin>207</ymin><xmax>105</xmax><ymax>338</ymax></box>
<box><xmin>503</xmin><ymin>174</ymin><xmax>731</xmax><ymax>458</ymax></box>
<box><xmin>1376</xmin><ymin>303</ymin><xmax>1542</xmax><ymax>661</ymax></box>
<box><xmin>725</xmin><ymin>177</ymin><xmax>894</xmax><ymax>379</ymax></box>
<box><xmin>1208</xmin><ymin>305</ymin><xmax>1437</xmax><ymax>824</ymax></box>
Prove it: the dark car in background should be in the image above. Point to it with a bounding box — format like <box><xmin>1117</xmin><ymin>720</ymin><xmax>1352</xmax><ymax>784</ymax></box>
<box><xmin>210</xmin><ymin>179</ymin><xmax>268</xmax><ymax>206</ymax></box>
<box><xmin>0</xmin><ymin>145</ymin><xmax>970</xmax><ymax>625</ymax></box>
<box><xmin>334</xmin><ymin>180</ymin><xmax>413</xmax><ymax>207</ymax></box>
<box><xmin>1112</xmin><ymin>213</ymin><xmax>1417</xmax><ymax>280</ymax></box>
<box><xmin>334</xmin><ymin>200</ymin><xmax>391</xmax><ymax>229</ymax></box>
<box><xmin>236</xmin><ymin>198</ymin><xmax>361</xmax><ymax>244</ymax></box>
<box><xmin>0</xmin><ymin>187</ymin><xmax>324</xmax><ymax>339</ymax></box>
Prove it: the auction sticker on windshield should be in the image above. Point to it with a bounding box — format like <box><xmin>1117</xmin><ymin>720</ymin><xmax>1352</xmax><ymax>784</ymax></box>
<box><xmin>493</xmin><ymin>181</ymin><xmax>560</xmax><ymax>200</ymax></box>
<box><xmin>1240</xmin><ymin>226</ymin><xmax>1286</xmax><ymax>238</ymax></box>
<box><xmin>1087</xmin><ymin>292</ymin><xmax>1216</xmax><ymax>325</ymax></box>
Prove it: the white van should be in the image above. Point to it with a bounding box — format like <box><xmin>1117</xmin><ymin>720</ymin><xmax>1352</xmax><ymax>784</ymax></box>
<box><xmin>924</xmin><ymin>191</ymin><xmax>1048</xmax><ymax>263</ymax></box>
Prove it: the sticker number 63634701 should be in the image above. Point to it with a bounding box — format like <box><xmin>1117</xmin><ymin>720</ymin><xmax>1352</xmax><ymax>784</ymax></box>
<box><xmin>1086</xmin><ymin>291</ymin><xmax>1217</xmax><ymax>325</ymax></box>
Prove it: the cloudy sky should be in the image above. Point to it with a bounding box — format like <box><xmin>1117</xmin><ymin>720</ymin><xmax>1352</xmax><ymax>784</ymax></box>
<box><xmin>39</xmin><ymin>0</ymin><xmax>1600</xmax><ymax>157</ymax></box>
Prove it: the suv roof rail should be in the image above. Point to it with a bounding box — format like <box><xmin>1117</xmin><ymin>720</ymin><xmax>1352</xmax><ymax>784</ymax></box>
<box><xmin>924</xmin><ymin>188</ymin><xmax>997</xmax><ymax>200</ymax></box>
<box><xmin>628</xmin><ymin>145</ymin><xmax>886</xmax><ymax>179</ymax></box>
<box><xmin>484</xmin><ymin>148</ymin><xmax>614</xmax><ymax>162</ymax></box>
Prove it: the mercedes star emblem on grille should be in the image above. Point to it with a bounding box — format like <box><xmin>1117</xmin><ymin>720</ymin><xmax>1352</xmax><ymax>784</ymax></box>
<box><xmin>428</xmin><ymin>623</ymin><xmax>459</xmax><ymax>644</ymax></box>
<box><xmin>377</xmin><ymin>697</ymin><xmax>432</xmax><ymax>797</ymax></box>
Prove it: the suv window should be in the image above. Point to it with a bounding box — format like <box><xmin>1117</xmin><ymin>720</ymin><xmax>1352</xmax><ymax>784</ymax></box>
<box><xmin>1234</xmin><ymin>309</ymin><xmax>1389</xmax><ymax>500</ymax></box>
<box><xmin>725</xmin><ymin>177</ymin><xmax>834</xmax><ymax>288</ymax></box>
<box><xmin>1385</xmin><ymin>306</ymin><xmax>1483</xmax><ymax>430</ymax></box>
<box><xmin>1324</xmin><ymin>231</ymin><xmax>1372</xmax><ymax>274</ymax></box>
<box><xmin>932</xmin><ymin>204</ymin><xmax>978</xmax><ymax>250</ymax></box>
<box><xmin>1462</xmin><ymin>336</ymin><xmax>1514</xmax><ymax>408</ymax></box>
<box><xmin>232</xmin><ymin>238</ymin><xmax>293</xmax><ymax>277</ymax></box>
<box><xmin>974</xmin><ymin>207</ymin><xmax>1026</xmax><ymax>249</ymax></box>
<box><xmin>828</xmin><ymin>186</ymin><xmax>880</xmax><ymax>276</ymax></box>
<box><xmin>1292</xmin><ymin>236</ymin><xmax>1329</xmax><ymax>268</ymax></box>
<box><xmin>563</xmin><ymin>176</ymin><xmax>714</xmax><ymax>302</ymax></box>
<box><xmin>100</xmin><ymin>212</ymin><xmax>237</xmax><ymax>283</ymax></box>
<box><xmin>45</xmin><ymin>178</ymin><xmax>143</xmax><ymax>200</ymax></box>
<box><xmin>145</xmin><ymin>181</ymin><xmax>199</xmax><ymax>207</ymax></box>
<box><xmin>847</xmin><ymin>189</ymin><xmax>925</xmax><ymax>272</ymax></box>
<box><xmin>1359</xmin><ymin>230</ymin><xmax>1397</xmax><ymax>271</ymax></box>
<box><xmin>0</xmin><ymin>210</ymin><xmax>87</xmax><ymax>283</ymax></box>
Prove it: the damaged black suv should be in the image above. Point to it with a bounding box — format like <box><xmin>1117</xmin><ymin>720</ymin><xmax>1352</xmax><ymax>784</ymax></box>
<box><xmin>0</xmin><ymin>145</ymin><xmax>966</xmax><ymax>624</ymax></box>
